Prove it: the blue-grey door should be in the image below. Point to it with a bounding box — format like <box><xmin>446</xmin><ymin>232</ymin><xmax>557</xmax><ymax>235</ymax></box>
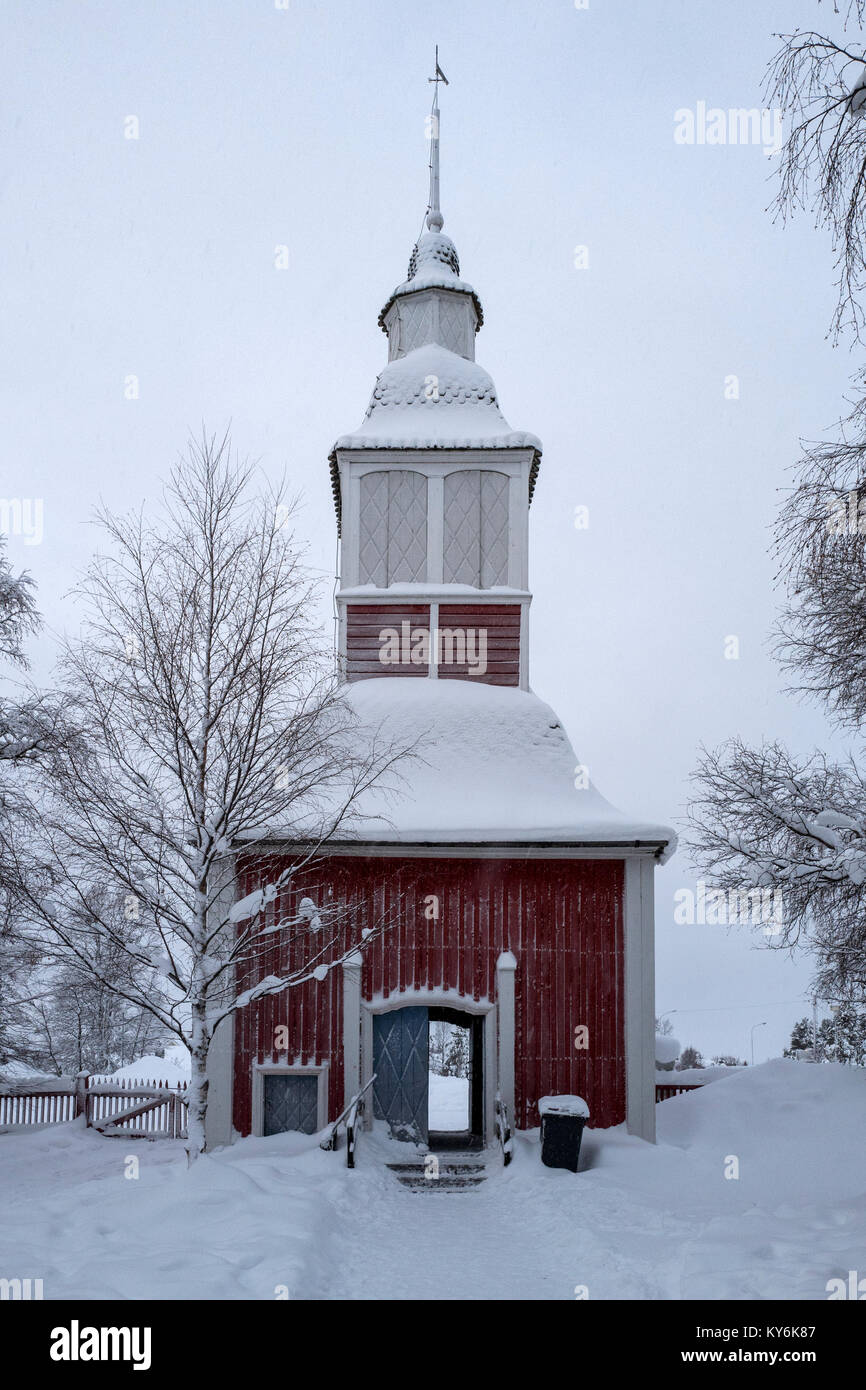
<box><xmin>262</xmin><ymin>1074</ymin><xmax>319</xmax><ymax>1135</ymax></box>
<box><xmin>373</xmin><ymin>1008</ymin><xmax>429</xmax><ymax>1142</ymax></box>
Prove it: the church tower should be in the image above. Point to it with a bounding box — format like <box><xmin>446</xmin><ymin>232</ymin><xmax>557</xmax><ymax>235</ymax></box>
<box><xmin>219</xmin><ymin>70</ymin><xmax>672</xmax><ymax>1156</ymax></box>
<box><xmin>330</xmin><ymin>77</ymin><xmax>540</xmax><ymax>688</ymax></box>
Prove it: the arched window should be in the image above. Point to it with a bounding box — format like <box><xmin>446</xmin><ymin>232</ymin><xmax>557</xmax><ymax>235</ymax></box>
<box><xmin>358</xmin><ymin>471</ymin><xmax>427</xmax><ymax>586</ymax></box>
<box><xmin>443</xmin><ymin>470</ymin><xmax>509</xmax><ymax>587</ymax></box>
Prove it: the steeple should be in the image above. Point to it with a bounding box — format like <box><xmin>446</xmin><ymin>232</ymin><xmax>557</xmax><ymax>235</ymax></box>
<box><xmin>377</xmin><ymin>53</ymin><xmax>483</xmax><ymax>362</ymax></box>
<box><xmin>329</xmin><ymin>61</ymin><xmax>541</xmax><ymax>692</ymax></box>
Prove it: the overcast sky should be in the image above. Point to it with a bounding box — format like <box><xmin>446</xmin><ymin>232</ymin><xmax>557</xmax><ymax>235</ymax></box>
<box><xmin>2</xmin><ymin>0</ymin><xmax>857</xmax><ymax>1063</ymax></box>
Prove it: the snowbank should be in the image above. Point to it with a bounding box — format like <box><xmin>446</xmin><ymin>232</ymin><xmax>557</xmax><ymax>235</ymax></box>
<box><xmin>1</xmin><ymin>1060</ymin><xmax>862</xmax><ymax>1300</ymax></box>
<box><xmin>106</xmin><ymin>1047</ymin><xmax>190</xmax><ymax>1084</ymax></box>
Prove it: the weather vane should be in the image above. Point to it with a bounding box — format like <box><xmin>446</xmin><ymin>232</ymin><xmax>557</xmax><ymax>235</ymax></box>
<box><xmin>428</xmin><ymin>45</ymin><xmax>449</xmax><ymax>94</ymax></box>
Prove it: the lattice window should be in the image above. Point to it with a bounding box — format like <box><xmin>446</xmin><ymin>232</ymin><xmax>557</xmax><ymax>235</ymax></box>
<box><xmin>438</xmin><ymin>296</ymin><xmax>472</xmax><ymax>357</ymax></box>
<box><xmin>398</xmin><ymin>298</ymin><xmax>433</xmax><ymax>355</ymax></box>
<box><xmin>443</xmin><ymin>470</ymin><xmax>509</xmax><ymax>587</ymax></box>
<box><xmin>359</xmin><ymin>471</ymin><xmax>427</xmax><ymax>586</ymax></box>
<box><xmin>262</xmin><ymin>1074</ymin><xmax>319</xmax><ymax>1135</ymax></box>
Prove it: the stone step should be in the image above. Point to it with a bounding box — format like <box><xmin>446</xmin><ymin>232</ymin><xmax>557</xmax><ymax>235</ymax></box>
<box><xmin>387</xmin><ymin>1161</ymin><xmax>485</xmax><ymax>1174</ymax></box>
<box><xmin>394</xmin><ymin>1174</ymin><xmax>487</xmax><ymax>1191</ymax></box>
<box><xmin>387</xmin><ymin>1160</ymin><xmax>487</xmax><ymax>1191</ymax></box>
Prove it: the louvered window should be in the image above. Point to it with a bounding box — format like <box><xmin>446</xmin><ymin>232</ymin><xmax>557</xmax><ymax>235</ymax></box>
<box><xmin>358</xmin><ymin>471</ymin><xmax>427</xmax><ymax>586</ymax></box>
<box><xmin>443</xmin><ymin>470</ymin><xmax>509</xmax><ymax>587</ymax></box>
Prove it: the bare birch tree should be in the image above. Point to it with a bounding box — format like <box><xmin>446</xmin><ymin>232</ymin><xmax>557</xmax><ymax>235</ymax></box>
<box><xmin>0</xmin><ymin>538</ymin><xmax>77</xmax><ymax>1069</ymax></box>
<box><xmin>688</xmin><ymin>390</ymin><xmax>866</xmax><ymax>1002</ymax></box>
<box><xmin>767</xmin><ymin>2</ymin><xmax>866</xmax><ymax>340</ymax></box>
<box><xmin>13</xmin><ymin>432</ymin><xmax>412</xmax><ymax>1158</ymax></box>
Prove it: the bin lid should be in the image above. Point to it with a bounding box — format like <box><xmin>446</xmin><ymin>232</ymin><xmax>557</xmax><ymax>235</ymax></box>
<box><xmin>538</xmin><ymin>1094</ymin><xmax>589</xmax><ymax>1119</ymax></box>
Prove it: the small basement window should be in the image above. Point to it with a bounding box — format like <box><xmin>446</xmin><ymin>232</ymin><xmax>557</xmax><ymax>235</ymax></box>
<box><xmin>262</xmin><ymin>1073</ymin><xmax>319</xmax><ymax>1136</ymax></box>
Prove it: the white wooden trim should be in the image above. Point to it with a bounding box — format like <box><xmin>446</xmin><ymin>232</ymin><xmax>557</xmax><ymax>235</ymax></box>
<box><xmin>204</xmin><ymin>1015</ymin><xmax>234</xmax><ymax>1150</ymax></box>
<box><xmin>429</xmin><ymin>601</ymin><xmax>439</xmax><ymax>679</ymax></box>
<box><xmin>251</xmin><ymin>1061</ymin><xmax>329</xmax><ymax>1139</ymax></box>
<box><xmin>519</xmin><ymin>598</ymin><xmax>530</xmax><ymax>690</ymax></box>
<box><xmin>342</xmin><ymin>957</ymin><xmax>362</xmax><ymax>1107</ymax></box>
<box><xmin>495</xmin><ymin>951</ymin><xmax>517</xmax><ymax>1124</ymax></box>
<box><xmin>427</xmin><ymin>474</ymin><xmax>444</xmax><ymax>583</ymax></box>
<box><xmin>204</xmin><ymin>854</ymin><xmax>237</xmax><ymax>1151</ymax></box>
<box><xmin>624</xmin><ymin>857</ymin><xmax>656</xmax><ymax>1142</ymax></box>
<box><xmin>336</xmin><ymin>590</ymin><xmax>530</xmax><ymax>605</ymax></box>
<box><xmin>250</xmin><ymin>840</ymin><xmax>669</xmax><ymax>861</ymax></box>
<box><xmin>339</xmin><ymin>448</ymin><xmax>536</xmax><ymax>473</ymax></box>
<box><xmin>507</xmin><ymin>472</ymin><xmax>526</xmax><ymax>590</ymax></box>
<box><xmin>343</xmin><ymin>468</ymin><xmax>361</xmax><ymax>588</ymax></box>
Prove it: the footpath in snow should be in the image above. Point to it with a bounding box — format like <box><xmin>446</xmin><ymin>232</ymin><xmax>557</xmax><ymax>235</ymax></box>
<box><xmin>0</xmin><ymin>1060</ymin><xmax>863</xmax><ymax>1301</ymax></box>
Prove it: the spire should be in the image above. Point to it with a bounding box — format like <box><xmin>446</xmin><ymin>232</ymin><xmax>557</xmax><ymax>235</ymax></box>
<box><xmin>426</xmin><ymin>47</ymin><xmax>448</xmax><ymax>233</ymax></box>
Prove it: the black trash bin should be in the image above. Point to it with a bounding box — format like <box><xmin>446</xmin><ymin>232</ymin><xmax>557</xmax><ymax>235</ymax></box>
<box><xmin>539</xmin><ymin>1095</ymin><xmax>589</xmax><ymax>1172</ymax></box>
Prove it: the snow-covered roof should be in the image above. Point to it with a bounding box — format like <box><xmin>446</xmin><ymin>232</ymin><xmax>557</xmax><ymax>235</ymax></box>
<box><xmin>333</xmin><ymin>344</ymin><xmax>542</xmax><ymax>454</ymax></box>
<box><xmin>271</xmin><ymin>678</ymin><xmax>674</xmax><ymax>854</ymax></box>
<box><xmin>378</xmin><ymin>231</ymin><xmax>484</xmax><ymax>331</ymax></box>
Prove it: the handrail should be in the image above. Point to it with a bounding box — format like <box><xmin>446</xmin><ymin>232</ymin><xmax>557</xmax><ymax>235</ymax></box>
<box><xmin>495</xmin><ymin>1090</ymin><xmax>513</xmax><ymax>1167</ymax></box>
<box><xmin>320</xmin><ymin>1074</ymin><xmax>376</xmax><ymax>1167</ymax></box>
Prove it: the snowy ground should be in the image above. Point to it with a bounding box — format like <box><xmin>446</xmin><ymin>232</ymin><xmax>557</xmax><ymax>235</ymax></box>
<box><xmin>428</xmin><ymin>1073</ymin><xmax>469</xmax><ymax>1131</ymax></box>
<box><xmin>1</xmin><ymin>1060</ymin><xmax>863</xmax><ymax>1301</ymax></box>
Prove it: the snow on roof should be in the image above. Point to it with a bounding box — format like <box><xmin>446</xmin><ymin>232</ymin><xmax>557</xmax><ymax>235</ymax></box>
<box><xmin>378</xmin><ymin>230</ymin><xmax>484</xmax><ymax>331</ymax></box>
<box><xmin>333</xmin><ymin>344</ymin><xmax>542</xmax><ymax>454</ymax></box>
<box><xmin>308</xmin><ymin>677</ymin><xmax>674</xmax><ymax>852</ymax></box>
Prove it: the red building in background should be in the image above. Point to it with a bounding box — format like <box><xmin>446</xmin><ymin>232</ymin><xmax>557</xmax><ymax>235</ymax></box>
<box><xmin>206</xmin><ymin>90</ymin><xmax>672</xmax><ymax>1152</ymax></box>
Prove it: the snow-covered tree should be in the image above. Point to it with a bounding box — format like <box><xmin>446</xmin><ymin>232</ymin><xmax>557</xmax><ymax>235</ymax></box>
<box><xmin>12</xmin><ymin>433</ymin><xmax>413</xmax><ymax>1159</ymax></box>
<box><xmin>784</xmin><ymin>1009</ymin><xmax>866</xmax><ymax>1063</ymax></box>
<box><xmin>10</xmin><ymin>887</ymin><xmax>175</xmax><ymax>1076</ymax></box>
<box><xmin>677</xmin><ymin>1045</ymin><xmax>704</xmax><ymax>1071</ymax></box>
<box><xmin>428</xmin><ymin>1020</ymin><xmax>470</xmax><ymax>1078</ymax></box>
<box><xmin>689</xmin><ymin>391</ymin><xmax>866</xmax><ymax>1003</ymax></box>
<box><xmin>767</xmin><ymin>2</ymin><xmax>866</xmax><ymax>341</ymax></box>
<box><xmin>0</xmin><ymin>538</ymin><xmax>74</xmax><ymax>1070</ymax></box>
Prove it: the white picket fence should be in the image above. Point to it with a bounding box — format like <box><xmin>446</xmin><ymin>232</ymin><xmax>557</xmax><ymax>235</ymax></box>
<box><xmin>0</xmin><ymin>1073</ymin><xmax>189</xmax><ymax>1139</ymax></box>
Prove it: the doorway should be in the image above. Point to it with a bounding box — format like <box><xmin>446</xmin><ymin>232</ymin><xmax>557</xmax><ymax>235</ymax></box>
<box><xmin>371</xmin><ymin>1005</ymin><xmax>484</xmax><ymax>1149</ymax></box>
<box><xmin>427</xmin><ymin>1007</ymin><xmax>483</xmax><ymax>1151</ymax></box>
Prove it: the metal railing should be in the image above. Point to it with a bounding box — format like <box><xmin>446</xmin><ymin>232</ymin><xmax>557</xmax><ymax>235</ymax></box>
<box><xmin>495</xmin><ymin>1090</ymin><xmax>513</xmax><ymax>1166</ymax></box>
<box><xmin>320</xmin><ymin>1074</ymin><xmax>376</xmax><ymax>1168</ymax></box>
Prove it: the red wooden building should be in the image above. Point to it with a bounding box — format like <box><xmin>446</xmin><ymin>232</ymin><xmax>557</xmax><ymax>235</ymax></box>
<box><xmin>205</xmin><ymin>96</ymin><xmax>672</xmax><ymax>1152</ymax></box>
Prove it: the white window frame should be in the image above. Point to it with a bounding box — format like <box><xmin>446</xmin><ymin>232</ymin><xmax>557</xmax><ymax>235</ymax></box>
<box><xmin>251</xmin><ymin>1061</ymin><xmax>329</xmax><ymax>1138</ymax></box>
<box><xmin>338</xmin><ymin>451</ymin><xmax>532</xmax><ymax>593</ymax></box>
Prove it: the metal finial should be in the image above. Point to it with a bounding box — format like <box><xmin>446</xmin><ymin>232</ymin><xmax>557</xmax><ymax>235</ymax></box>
<box><xmin>426</xmin><ymin>46</ymin><xmax>448</xmax><ymax>233</ymax></box>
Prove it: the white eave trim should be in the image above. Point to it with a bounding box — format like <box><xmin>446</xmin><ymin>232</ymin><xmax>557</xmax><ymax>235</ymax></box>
<box><xmin>235</xmin><ymin>838</ymin><xmax>671</xmax><ymax>860</ymax></box>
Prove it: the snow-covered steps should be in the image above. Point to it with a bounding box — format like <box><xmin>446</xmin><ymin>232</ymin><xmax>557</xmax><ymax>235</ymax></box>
<box><xmin>386</xmin><ymin>1158</ymin><xmax>487</xmax><ymax>1192</ymax></box>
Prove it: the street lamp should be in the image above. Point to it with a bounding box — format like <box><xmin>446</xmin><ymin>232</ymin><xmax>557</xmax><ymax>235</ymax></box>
<box><xmin>750</xmin><ymin>1021</ymin><xmax>767</xmax><ymax>1067</ymax></box>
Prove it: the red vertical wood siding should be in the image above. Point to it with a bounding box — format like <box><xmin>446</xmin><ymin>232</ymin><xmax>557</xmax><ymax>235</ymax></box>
<box><xmin>345</xmin><ymin>602</ymin><xmax>520</xmax><ymax>685</ymax></box>
<box><xmin>346</xmin><ymin>604</ymin><xmax>430</xmax><ymax>680</ymax></box>
<box><xmin>232</xmin><ymin>855</ymin><xmax>625</xmax><ymax>1135</ymax></box>
<box><xmin>437</xmin><ymin>604</ymin><xmax>520</xmax><ymax>685</ymax></box>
